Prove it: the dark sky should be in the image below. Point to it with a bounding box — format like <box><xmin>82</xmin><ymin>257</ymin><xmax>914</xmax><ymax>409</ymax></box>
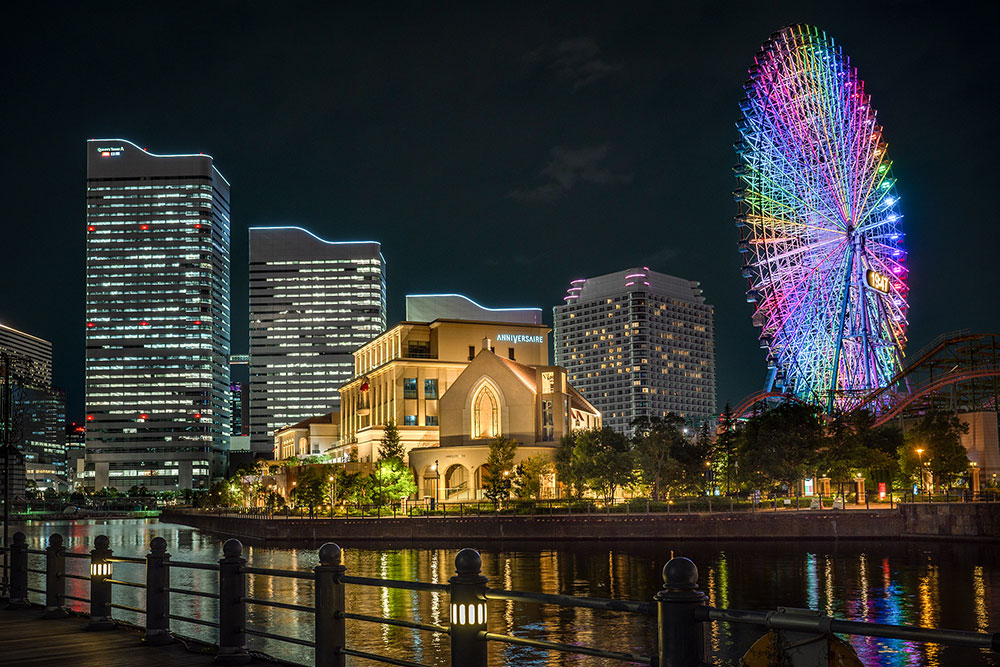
<box><xmin>3</xmin><ymin>2</ymin><xmax>998</xmax><ymax>420</ymax></box>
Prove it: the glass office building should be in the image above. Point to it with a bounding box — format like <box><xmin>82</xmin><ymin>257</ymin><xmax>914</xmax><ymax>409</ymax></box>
<box><xmin>85</xmin><ymin>139</ymin><xmax>231</xmax><ymax>490</ymax></box>
<box><xmin>249</xmin><ymin>227</ymin><xmax>385</xmax><ymax>455</ymax></box>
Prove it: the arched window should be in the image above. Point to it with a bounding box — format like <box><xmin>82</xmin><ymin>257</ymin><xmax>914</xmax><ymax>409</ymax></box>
<box><xmin>472</xmin><ymin>384</ymin><xmax>499</xmax><ymax>439</ymax></box>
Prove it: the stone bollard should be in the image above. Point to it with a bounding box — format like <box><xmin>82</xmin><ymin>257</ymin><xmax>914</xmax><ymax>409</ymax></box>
<box><xmin>5</xmin><ymin>532</ymin><xmax>29</xmax><ymax>609</ymax></box>
<box><xmin>143</xmin><ymin>536</ymin><xmax>172</xmax><ymax>645</ymax></box>
<box><xmin>449</xmin><ymin>548</ymin><xmax>488</xmax><ymax>667</ymax></box>
<box><xmin>42</xmin><ymin>533</ymin><xmax>68</xmax><ymax>618</ymax></box>
<box><xmin>215</xmin><ymin>539</ymin><xmax>250</xmax><ymax>664</ymax></box>
<box><xmin>87</xmin><ymin>535</ymin><xmax>114</xmax><ymax>630</ymax></box>
<box><xmin>655</xmin><ymin>556</ymin><xmax>707</xmax><ymax>667</ymax></box>
<box><xmin>314</xmin><ymin>542</ymin><xmax>346</xmax><ymax>667</ymax></box>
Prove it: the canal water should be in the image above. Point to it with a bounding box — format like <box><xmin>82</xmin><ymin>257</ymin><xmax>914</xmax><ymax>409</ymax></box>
<box><xmin>15</xmin><ymin>519</ymin><xmax>998</xmax><ymax>666</ymax></box>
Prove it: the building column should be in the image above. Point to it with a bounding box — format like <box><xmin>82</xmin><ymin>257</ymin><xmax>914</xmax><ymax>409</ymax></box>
<box><xmin>179</xmin><ymin>460</ymin><xmax>193</xmax><ymax>489</ymax></box>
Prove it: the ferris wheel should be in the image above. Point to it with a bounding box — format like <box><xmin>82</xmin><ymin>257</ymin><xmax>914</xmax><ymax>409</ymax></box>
<box><xmin>734</xmin><ymin>24</ymin><xmax>908</xmax><ymax>413</ymax></box>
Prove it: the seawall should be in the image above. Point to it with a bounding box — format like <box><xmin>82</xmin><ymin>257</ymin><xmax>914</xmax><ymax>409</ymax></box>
<box><xmin>161</xmin><ymin>509</ymin><xmax>908</xmax><ymax>543</ymax></box>
<box><xmin>900</xmin><ymin>502</ymin><xmax>1000</xmax><ymax>539</ymax></box>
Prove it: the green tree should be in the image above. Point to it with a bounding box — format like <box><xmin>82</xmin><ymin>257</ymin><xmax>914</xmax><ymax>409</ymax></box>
<box><xmin>558</xmin><ymin>428</ymin><xmax>633</xmax><ymax>504</ymax></box>
<box><xmin>716</xmin><ymin>403</ymin><xmax>739</xmax><ymax>495</ymax></box>
<box><xmin>291</xmin><ymin>467</ymin><xmax>326</xmax><ymax>511</ymax></box>
<box><xmin>513</xmin><ymin>455</ymin><xmax>552</xmax><ymax>500</ymax></box>
<box><xmin>379</xmin><ymin>421</ymin><xmax>405</xmax><ymax>462</ymax></box>
<box><xmin>735</xmin><ymin>402</ymin><xmax>824</xmax><ymax>494</ymax></box>
<box><xmin>631</xmin><ymin>414</ymin><xmax>686</xmax><ymax>500</ymax></box>
<box><xmin>901</xmin><ymin>411</ymin><xmax>970</xmax><ymax>490</ymax></box>
<box><xmin>482</xmin><ymin>436</ymin><xmax>518</xmax><ymax>508</ymax></box>
<box><xmin>371</xmin><ymin>457</ymin><xmax>418</xmax><ymax>507</ymax></box>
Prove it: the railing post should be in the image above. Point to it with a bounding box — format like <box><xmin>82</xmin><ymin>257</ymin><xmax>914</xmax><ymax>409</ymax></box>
<box><xmin>655</xmin><ymin>556</ymin><xmax>707</xmax><ymax>667</ymax></box>
<box><xmin>144</xmin><ymin>536</ymin><xmax>171</xmax><ymax>645</ymax></box>
<box><xmin>215</xmin><ymin>538</ymin><xmax>250</xmax><ymax>664</ymax></box>
<box><xmin>5</xmin><ymin>531</ymin><xmax>29</xmax><ymax>609</ymax></box>
<box><xmin>42</xmin><ymin>533</ymin><xmax>67</xmax><ymax>618</ymax></box>
<box><xmin>449</xmin><ymin>548</ymin><xmax>488</xmax><ymax>667</ymax></box>
<box><xmin>87</xmin><ymin>535</ymin><xmax>114</xmax><ymax>630</ymax></box>
<box><xmin>314</xmin><ymin>542</ymin><xmax>346</xmax><ymax>667</ymax></box>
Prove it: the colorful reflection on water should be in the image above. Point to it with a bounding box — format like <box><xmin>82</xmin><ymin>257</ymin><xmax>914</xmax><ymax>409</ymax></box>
<box><xmin>16</xmin><ymin>519</ymin><xmax>999</xmax><ymax>666</ymax></box>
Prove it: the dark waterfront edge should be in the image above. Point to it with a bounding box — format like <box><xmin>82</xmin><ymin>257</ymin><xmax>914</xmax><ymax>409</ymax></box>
<box><xmin>160</xmin><ymin>503</ymin><xmax>998</xmax><ymax>544</ymax></box>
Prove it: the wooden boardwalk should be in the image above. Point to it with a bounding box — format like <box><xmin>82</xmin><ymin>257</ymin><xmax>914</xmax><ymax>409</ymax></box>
<box><xmin>0</xmin><ymin>606</ymin><xmax>280</xmax><ymax>666</ymax></box>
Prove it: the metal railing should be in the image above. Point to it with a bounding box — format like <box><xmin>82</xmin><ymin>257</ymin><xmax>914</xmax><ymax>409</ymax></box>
<box><xmin>2</xmin><ymin>531</ymin><xmax>998</xmax><ymax>666</ymax></box>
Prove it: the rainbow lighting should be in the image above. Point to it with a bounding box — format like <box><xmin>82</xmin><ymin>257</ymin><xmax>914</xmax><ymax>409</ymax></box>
<box><xmin>734</xmin><ymin>24</ymin><xmax>908</xmax><ymax>413</ymax></box>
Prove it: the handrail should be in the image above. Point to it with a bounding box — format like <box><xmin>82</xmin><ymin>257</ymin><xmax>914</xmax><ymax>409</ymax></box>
<box><xmin>340</xmin><ymin>648</ymin><xmax>429</xmax><ymax>667</ymax></box>
<box><xmin>243</xmin><ymin>565</ymin><xmax>315</xmax><ymax>580</ymax></box>
<box><xmin>695</xmin><ymin>606</ymin><xmax>1000</xmax><ymax>652</ymax></box>
<box><xmin>167</xmin><ymin>560</ymin><xmax>219</xmax><ymax>571</ymax></box>
<box><xmin>483</xmin><ymin>631</ymin><xmax>653</xmax><ymax>664</ymax></box>
<box><xmin>107</xmin><ymin>578</ymin><xmax>146</xmax><ymax>589</ymax></box>
<box><xmin>341</xmin><ymin>574</ymin><xmax>448</xmax><ymax>593</ymax></box>
<box><xmin>485</xmin><ymin>587</ymin><xmax>656</xmax><ymax>615</ymax></box>
<box><xmin>243</xmin><ymin>597</ymin><xmax>314</xmax><ymax>613</ymax></box>
<box><xmin>340</xmin><ymin>611</ymin><xmax>449</xmax><ymax>634</ymax></box>
<box><xmin>168</xmin><ymin>613</ymin><xmax>220</xmax><ymax>628</ymax></box>
<box><xmin>166</xmin><ymin>586</ymin><xmax>219</xmax><ymax>600</ymax></box>
<box><xmin>244</xmin><ymin>627</ymin><xmax>315</xmax><ymax>647</ymax></box>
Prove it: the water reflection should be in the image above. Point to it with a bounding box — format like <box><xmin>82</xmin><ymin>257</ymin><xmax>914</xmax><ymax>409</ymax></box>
<box><xmin>15</xmin><ymin>519</ymin><xmax>999</xmax><ymax>667</ymax></box>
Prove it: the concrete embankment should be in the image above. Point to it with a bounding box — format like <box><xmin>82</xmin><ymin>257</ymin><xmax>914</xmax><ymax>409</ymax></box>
<box><xmin>900</xmin><ymin>502</ymin><xmax>1000</xmax><ymax>540</ymax></box>
<box><xmin>161</xmin><ymin>508</ymin><xmax>910</xmax><ymax>543</ymax></box>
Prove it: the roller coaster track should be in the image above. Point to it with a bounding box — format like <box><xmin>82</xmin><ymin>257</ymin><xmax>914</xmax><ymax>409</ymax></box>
<box><xmin>728</xmin><ymin>332</ymin><xmax>1000</xmax><ymax>423</ymax></box>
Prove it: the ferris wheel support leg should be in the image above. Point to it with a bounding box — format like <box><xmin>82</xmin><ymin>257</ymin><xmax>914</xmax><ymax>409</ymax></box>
<box><xmin>763</xmin><ymin>366</ymin><xmax>777</xmax><ymax>393</ymax></box>
<box><xmin>827</xmin><ymin>246</ymin><xmax>855</xmax><ymax>415</ymax></box>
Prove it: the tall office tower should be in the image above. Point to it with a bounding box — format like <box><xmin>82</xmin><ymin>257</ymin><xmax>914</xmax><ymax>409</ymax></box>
<box><xmin>249</xmin><ymin>227</ymin><xmax>385</xmax><ymax>455</ymax></box>
<box><xmin>405</xmin><ymin>294</ymin><xmax>542</xmax><ymax>325</ymax></box>
<box><xmin>553</xmin><ymin>267</ymin><xmax>716</xmax><ymax>433</ymax></box>
<box><xmin>1</xmin><ymin>324</ymin><xmax>65</xmax><ymax>491</ymax></box>
<box><xmin>0</xmin><ymin>323</ymin><xmax>52</xmax><ymax>390</ymax></box>
<box><xmin>230</xmin><ymin>382</ymin><xmax>248</xmax><ymax>436</ymax></box>
<box><xmin>85</xmin><ymin>139</ymin><xmax>231</xmax><ymax>491</ymax></box>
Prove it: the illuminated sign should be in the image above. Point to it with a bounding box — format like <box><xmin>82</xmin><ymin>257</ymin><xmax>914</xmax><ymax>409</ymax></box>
<box><xmin>803</xmin><ymin>478</ymin><xmax>814</xmax><ymax>496</ymax></box>
<box><xmin>496</xmin><ymin>333</ymin><xmax>544</xmax><ymax>344</ymax></box>
<box><xmin>98</xmin><ymin>146</ymin><xmax>124</xmax><ymax>157</ymax></box>
<box><xmin>865</xmin><ymin>269</ymin><xmax>890</xmax><ymax>294</ymax></box>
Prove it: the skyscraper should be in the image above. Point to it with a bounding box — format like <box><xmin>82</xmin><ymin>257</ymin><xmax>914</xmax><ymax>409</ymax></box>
<box><xmin>0</xmin><ymin>323</ymin><xmax>52</xmax><ymax>390</ymax></box>
<box><xmin>249</xmin><ymin>227</ymin><xmax>385</xmax><ymax>455</ymax></box>
<box><xmin>85</xmin><ymin>139</ymin><xmax>231</xmax><ymax>491</ymax></box>
<box><xmin>553</xmin><ymin>267</ymin><xmax>716</xmax><ymax>433</ymax></box>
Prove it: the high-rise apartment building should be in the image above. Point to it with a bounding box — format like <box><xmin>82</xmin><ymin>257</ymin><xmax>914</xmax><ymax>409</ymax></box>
<box><xmin>85</xmin><ymin>139</ymin><xmax>231</xmax><ymax>490</ymax></box>
<box><xmin>553</xmin><ymin>267</ymin><xmax>716</xmax><ymax>433</ymax></box>
<box><xmin>249</xmin><ymin>227</ymin><xmax>385</xmax><ymax>455</ymax></box>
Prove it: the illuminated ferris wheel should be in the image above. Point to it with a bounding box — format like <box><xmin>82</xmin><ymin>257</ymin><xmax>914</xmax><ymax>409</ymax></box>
<box><xmin>734</xmin><ymin>24</ymin><xmax>908</xmax><ymax>413</ymax></box>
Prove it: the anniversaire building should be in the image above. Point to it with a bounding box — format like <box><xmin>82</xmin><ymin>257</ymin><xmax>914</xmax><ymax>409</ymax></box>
<box><xmin>554</xmin><ymin>267</ymin><xmax>716</xmax><ymax>432</ymax></box>
<box><xmin>84</xmin><ymin>139</ymin><xmax>231</xmax><ymax>491</ymax></box>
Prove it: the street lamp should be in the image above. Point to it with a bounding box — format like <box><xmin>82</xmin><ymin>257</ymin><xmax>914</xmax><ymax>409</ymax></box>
<box><xmin>434</xmin><ymin>459</ymin><xmax>439</xmax><ymax>505</ymax></box>
<box><xmin>328</xmin><ymin>475</ymin><xmax>336</xmax><ymax>517</ymax></box>
<box><xmin>915</xmin><ymin>448</ymin><xmax>924</xmax><ymax>494</ymax></box>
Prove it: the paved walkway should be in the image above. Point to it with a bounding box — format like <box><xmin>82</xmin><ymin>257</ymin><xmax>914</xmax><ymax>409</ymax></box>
<box><xmin>0</xmin><ymin>605</ymin><xmax>279</xmax><ymax>666</ymax></box>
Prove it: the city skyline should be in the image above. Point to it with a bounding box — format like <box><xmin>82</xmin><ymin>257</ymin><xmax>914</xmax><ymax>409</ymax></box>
<box><xmin>2</xmin><ymin>3</ymin><xmax>998</xmax><ymax>420</ymax></box>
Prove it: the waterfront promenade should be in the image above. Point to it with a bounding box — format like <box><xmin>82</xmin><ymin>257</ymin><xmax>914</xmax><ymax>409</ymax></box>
<box><xmin>162</xmin><ymin>502</ymin><xmax>999</xmax><ymax>542</ymax></box>
<box><xmin>0</xmin><ymin>606</ymin><xmax>279</xmax><ymax>666</ymax></box>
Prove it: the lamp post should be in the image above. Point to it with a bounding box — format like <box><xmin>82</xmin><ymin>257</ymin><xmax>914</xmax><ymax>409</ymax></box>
<box><xmin>915</xmin><ymin>448</ymin><xmax>924</xmax><ymax>494</ymax></box>
<box><xmin>434</xmin><ymin>459</ymin><xmax>439</xmax><ymax>505</ymax></box>
<box><xmin>328</xmin><ymin>475</ymin><xmax>335</xmax><ymax>517</ymax></box>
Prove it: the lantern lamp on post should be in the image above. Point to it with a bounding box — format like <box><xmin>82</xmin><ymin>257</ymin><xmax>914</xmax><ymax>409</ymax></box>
<box><xmin>449</xmin><ymin>548</ymin><xmax>488</xmax><ymax>666</ymax></box>
<box><xmin>87</xmin><ymin>534</ymin><xmax>114</xmax><ymax>630</ymax></box>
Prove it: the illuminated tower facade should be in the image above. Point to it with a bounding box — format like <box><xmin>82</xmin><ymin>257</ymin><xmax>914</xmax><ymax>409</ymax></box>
<box><xmin>85</xmin><ymin>139</ymin><xmax>231</xmax><ymax>490</ymax></box>
<box><xmin>553</xmin><ymin>267</ymin><xmax>716</xmax><ymax>433</ymax></box>
<box><xmin>249</xmin><ymin>227</ymin><xmax>385</xmax><ymax>455</ymax></box>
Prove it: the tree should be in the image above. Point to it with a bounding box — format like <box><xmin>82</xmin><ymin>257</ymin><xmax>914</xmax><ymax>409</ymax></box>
<box><xmin>290</xmin><ymin>467</ymin><xmax>326</xmax><ymax>511</ymax></box>
<box><xmin>631</xmin><ymin>415</ymin><xmax>686</xmax><ymax>500</ymax></box>
<box><xmin>901</xmin><ymin>411</ymin><xmax>970</xmax><ymax>490</ymax></box>
<box><xmin>735</xmin><ymin>402</ymin><xmax>824</xmax><ymax>494</ymax></box>
<box><xmin>513</xmin><ymin>455</ymin><xmax>552</xmax><ymax>500</ymax></box>
<box><xmin>716</xmin><ymin>403</ymin><xmax>739</xmax><ymax>495</ymax></box>
<box><xmin>379</xmin><ymin>421</ymin><xmax>405</xmax><ymax>463</ymax></box>
<box><xmin>482</xmin><ymin>436</ymin><xmax>517</xmax><ymax>508</ymax></box>
<box><xmin>557</xmin><ymin>428</ymin><xmax>633</xmax><ymax>504</ymax></box>
<box><xmin>370</xmin><ymin>458</ymin><xmax>418</xmax><ymax>507</ymax></box>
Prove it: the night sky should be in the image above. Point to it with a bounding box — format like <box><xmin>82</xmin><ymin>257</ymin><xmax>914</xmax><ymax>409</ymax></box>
<box><xmin>3</xmin><ymin>2</ymin><xmax>998</xmax><ymax>420</ymax></box>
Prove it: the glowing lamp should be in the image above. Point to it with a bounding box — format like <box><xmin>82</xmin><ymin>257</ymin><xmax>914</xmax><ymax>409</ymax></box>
<box><xmin>451</xmin><ymin>601</ymin><xmax>487</xmax><ymax>626</ymax></box>
<box><xmin>87</xmin><ymin>322</ymin><xmax>95</xmax><ymax>328</ymax></box>
<box><xmin>91</xmin><ymin>561</ymin><xmax>112</xmax><ymax>577</ymax></box>
<box><xmin>140</xmin><ymin>321</ymin><xmax>149</xmax><ymax>326</ymax></box>
<box><xmin>87</xmin><ymin>226</ymin><xmax>96</xmax><ymax>232</ymax></box>
<box><xmin>140</xmin><ymin>414</ymin><xmax>148</xmax><ymax>420</ymax></box>
<box><xmin>140</xmin><ymin>224</ymin><xmax>149</xmax><ymax>230</ymax></box>
<box><xmin>86</xmin><ymin>415</ymin><xmax>94</xmax><ymax>421</ymax></box>
<box><xmin>194</xmin><ymin>413</ymin><xmax>202</xmax><ymax>419</ymax></box>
